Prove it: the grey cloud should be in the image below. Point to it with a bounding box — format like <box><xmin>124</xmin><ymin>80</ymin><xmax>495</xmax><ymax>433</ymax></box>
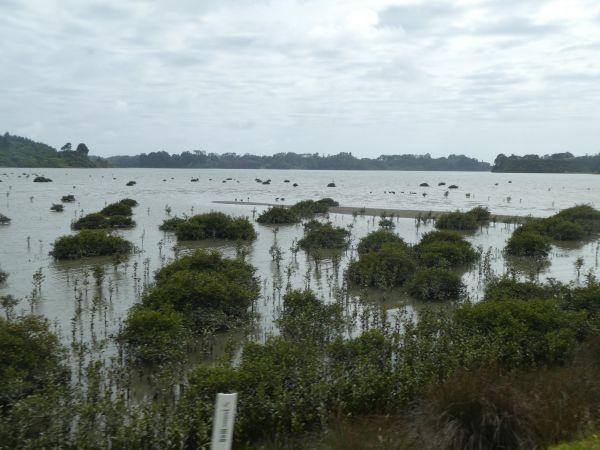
<box><xmin>377</xmin><ymin>3</ymin><xmax>460</xmax><ymax>33</ymax></box>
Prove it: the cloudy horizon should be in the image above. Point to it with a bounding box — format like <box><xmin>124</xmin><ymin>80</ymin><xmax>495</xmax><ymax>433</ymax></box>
<box><xmin>1</xmin><ymin>0</ymin><xmax>600</xmax><ymax>161</ymax></box>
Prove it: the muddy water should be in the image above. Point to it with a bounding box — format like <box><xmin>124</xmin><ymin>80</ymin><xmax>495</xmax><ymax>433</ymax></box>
<box><xmin>0</xmin><ymin>168</ymin><xmax>599</xmax><ymax>355</ymax></box>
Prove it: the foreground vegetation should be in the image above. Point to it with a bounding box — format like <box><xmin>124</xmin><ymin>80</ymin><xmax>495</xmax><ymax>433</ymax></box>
<box><xmin>3</xmin><ymin>275</ymin><xmax>600</xmax><ymax>448</ymax></box>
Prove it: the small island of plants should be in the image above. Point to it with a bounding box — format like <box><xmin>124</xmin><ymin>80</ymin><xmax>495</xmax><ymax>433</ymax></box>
<box><xmin>161</xmin><ymin>212</ymin><xmax>256</xmax><ymax>241</ymax></box>
<box><xmin>298</xmin><ymin>220</ymin><xmax>350</xmax><ymax>250</ymax></box>
<box><xmin>50</xmin><ymin>230</ymin><xmax>133</xmax><ymax>260</ymax></box>
<box><xmin>72</xmin><ymin>199</ymin><xmax>137</xmax><ymax>230</ymax></box>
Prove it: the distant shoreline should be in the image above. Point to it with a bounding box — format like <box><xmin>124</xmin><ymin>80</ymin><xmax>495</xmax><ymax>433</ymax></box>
<box><xmin>213</xmin><ymin>200</ymin><xmax>530</xmax><ymax>223</ymax></box>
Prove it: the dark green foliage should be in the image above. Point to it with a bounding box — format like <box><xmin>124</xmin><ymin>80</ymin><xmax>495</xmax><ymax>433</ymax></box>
<box><xmin>107</xmin><ymin>149</ymin><xmax>490</xmax><ymax>170</ymax></box>
<box><xmin>506</xmin><ymin>205</ymin><xmax>600</xmax><ymax>257</ymax></box>
<box><xmin>50</xmin><ymin>230</ymin><xmax>132</xmax><ymax>259</ymax></box>
<box><xmin>33</xmin><ymin>176</ymin><xmax>52</xmax><ymax>182</ymax></box>
<box><xmin>290</xmin><ymin>200</ymin><xmax>329</xmax><ymax>218</ymax></box>
<box><xmin>257</xmin><ymin>207</ymin><xmax>299</xmax><ymax>225</ymax></box>
<box><xmin>118</xmin><ymin>198</ymin><xmax>138</xmax><ymax>207</ymax></box>
<box><xmin>107</xmin><ymin>215</ymin><xmax>135</xmax><ymax>229</ymax></box>
<box><xmin>327</xmin><ymin>182</ymin><xmax>336</xmax><ymax>187</ymax></box>
<box><xmin>174</xmin><ymin>212</ymin><xmax>256</xmax><ymax>241</ymax></box>
<box><xmin>378</xmin><ymin>218</ymin><xmax>395</xmax><ymax>229</ymax></box>
<box><xmin>100</xmin><ymin>202</ymin><xmax>132</xmax><ymax>217</ymax></box>
<box><xmin>143</xmin><ymin>249</ymin><xmax>258</xmax><ymax>331</ymax></box>
<box><xmin>316</xmin><ymin>198</ymin><xmax>339</xmax><ymax>207</ymax></box>
<box><xmin>484</xmin><ymin>277</ymin><xmax>564</xmax><ymax>302</ymax></box>
<box><xmin>505</xmin><ymin>230</ymin><xmax>551</xmax><ymax>257</ymax></box>
<box><xmin>120</xmin><ymin>306</ymin><xmax>186</xmax><ymax>364</ymax></box>
<box><xmin>276</xmin><ymin>290</ymin><xmax>344</xmax><ymax>343</ymax></box>
<box><xmin>454</xmin><ymin>298</ymin><xmax>586</xmax><ymax>367</ymax></box>
<box><xmin>0</xmin><ymin>269</ymin><xmax>7</xmax><ymax>284</ymax></box>
<box><xmin>347</xmin><ymin>243</ymin><xmax>416</xmax><ymax>289</ymax></box>
<box><xmin>0</xmin><ymin>315</ymin><xmax>67</xmax><ymax>407</ymax></box>
<box><xmin>415</xmin><ymin>230</ymin><xmax>478</xmax><ymax>267</ymax></box>
<box><xmin>60</xmin><ymin>194</ymin><xmax>75</xmax><ymax>203</ymax></box>
<box><xmin>72</xmin><ymin>213</ymin><xmax>110</xmax><ymax>230</ymax></box>
<box><xmin>298</xmin><ymin>220</ymin><xmax>350</xmax><ymax>250</ymax></box>
<box><xmin>159</xmin><ymin>216</ymin><xmax>185</xmax><ymax>231</ymax></box>
<box><xmin>493</xmin><ymin>152</ymin><xmax>600</xmax><ymax>173</ymax></box>
<box><xmin>407</xmin><ymin>267</ymin><xmax>465</xmax><ymax>301</ymax></box>
<box><xmin>126</xmin><ymin>180</ymin><xmax>136</xmax><ymax>186</ymax></box>
<box><xmin>435</xmin><ymin>206</ymin><xmax>490</xmax><ymax>231</ymax></box>
<box><xmin>143</xmin><ymin>271</ymin><xmax>256</xmax><ymax>331</ymax></box>
<box><xmin>0</xmin><ymin>213</ymin><xmax>10</xmax><ymax>224</ymax></box>
<box><xmin>50</xmin><ymin>204</ymin><xmax>64</xmax><ymax>212</ymax></box>
<box><xmin>356</xmin><ymin>229</ymin><xmax>407</xmax><ymax>255</ymax></box>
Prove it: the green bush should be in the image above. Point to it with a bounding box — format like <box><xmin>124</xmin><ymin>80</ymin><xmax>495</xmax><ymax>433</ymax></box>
<box><xmin>50</xmin><ymin>204</ymin><xmax>63</xmax><ymax>212</ymax></box>
<box><xmin>435</xmin><ymin>206</ymin><xmax>491</xmax><ymax>231</ymax></box>
<box><xmin>298</xmin><ymin>220</ymin><xmax>350</xmax><ymax>250</ymax></box>
<box><xmin>60</xmin><ymin>194</ymin><xmax>75</xmax><ymax>203</ymax></box>
<box><xmin>356</xmin><ymin>229</ymin><xmax>407</xmax><ymax>255</ymax></box>
<box><xmin>174</xmin><ymin>212</ymin><xmax>256</xmax><ymax>241</ymax></box>
<box><xmin>290</xmin><ymin>200</ymin><xmax>329</xmax><ymax>218</ymax></box>
<box><xmin>120</xmin><ymin>306</ymin><xmax>187</xmax><ymax>365</ymax></box>
<box><xmin>378</xmin><ymin>218</ymin><xmax>395</xmax><ymax>229</ymax></box>
<box><xmin>0</xmin><ymin>315</ymin><xmax>67</xmax><ymax>407</ymax></box>
<box><xmin>407</xmin><ymin>267</ymin><xmax>465</xmax><ymax>301</ymax></box>
<box><xmin>484</xmin><ymin>277</ymin><xmax>564</xmax><ymax>302</ymax></box>
<box><xmin>0</xmin><ymin>213</ymin><xmax>10</xmax><ymax>224</ymax></box>
<box><xmin>100</xmin><ymin>202</ymin><xmax>132</xmax><ymax>217</ymax></box>
<box><xmin>435</xmin><ymin>211</ymin><xmax>479</xmax><ymax>231</ymax></box>
<box><xmin>347</xmin><ymin>243</ymin><xmax>416</xmax><ymax>289</ymax></box>
<box><xmin>454</xmin><ymin>298</ymin><xmax>587</xmax><ymax>367</ymax></box>
<box><xmin>142</xmin><ymin>250</ymin><xmax>258</xmax><ymax>332</ymax></box>
<box><xmin>159</xmin><ymin>216</ymin><xmax>186</xmax><ymax>231</ymax></box>
<box><xmin>107</xmin><ymin>215</ymin><xmax>135</xmax><ymax>229</ymax></box>
<box><xmin>50</xmin><ymin>230</ymin><xmax>132</xmax><ymax>259</ymax></box>
<box><xmin>72</xmin><ymin>213</ymin><xmax>109</xmax><ymax>230</ymax></box>
<box><xmin>118</xmin><ymin>198</ymin><xmax>138</xmax><ymax>207</ymax></box>
<box><xmin>256</xmin><ymin>207</ymin><xmax>299</xmax><ymax>225</ymax></box>
<box><xmin>316</xmin><ymin>198</ymin><xmax>339</xmax><ymax>207</ymax></box>
<box><xmin>415</xmin><ymin>231</ymin><xmax>478</xmax><ymax>267</ymax></box>
<box><xmin>276</xmin><ymin>290</ymin><xmax>343</xmax><ymax>343</ymax></box>
<box><xmin>505</xmin><ymin>230</ymin><xmax>551</xmax><ymax>257</ymax></box>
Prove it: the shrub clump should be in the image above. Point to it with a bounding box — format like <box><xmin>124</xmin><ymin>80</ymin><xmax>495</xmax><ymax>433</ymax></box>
<box><xmin>159</xmin><ymin>216</ymin><xmax>186</xmax><ymax>232</ymax></box>
<box><xmin>289</xmin><ymin>200</ymin><xmax>329</xmax><ymax>218</ymax></box>
<box><xmin>298</xmin><ymin>220</ymin><xmax>350</xmax><ymax>250</ymax></box>
<box><xmin>120</xmin><ymin>306</ymin><xmax>187</xmax><ymax>364</ymax></box>
<box><xmin>435</xmin><ymin>206</ymin><xmax>491</xmax><ymax>231</ymax></box>
<box><xmin>50</xmin><ymin>230</ymin><xmax>133</xmax><ymax>260</ymax></box>
<box><xmin>100</xmin><ymin>201</ymin><xmax>133</xmax><ymax>217</ymax></box>
<box><xmin>122</xmin><ymin>249</ymin><xmax>259</xmax><ymax>364</ymax></box>
<box><xmin>0</xmin><ymin>213</ymin><xmax>11</xmax><ymax>224</ymax></box>
<box><xmin>61</xmin><ymin>195</ymin><xmax>75</xmax><ymax>203</ymax></box>
<box><xmin>505</xmin><ymin>230</ymin><xmax>551</xmax><ymax>257</ymax></box>
<box><xmin>407</xmin><ymin>267</ymin><xmax>465</xmax><ymax>301</ymax></box>
<box><xmin>357</xmin><ymin>229</ymin><xmax>407</xmax><ymax>255</ymax></box>
<box><xmin>415</xmin><ymin>230</ymin><xmax>478</xmax><ymax>268</ymax></box>
<box><xmin>276</xmin><ymin>290</ymin><xmax>344</xmax><ymax>343</ymax></box>
<box><xmin>33</xmin><ymin>176</ymin><xmax>52</xmax><ymax>182</ymax></box>
<box><xmin>257</xmin><ymin>207</ymin><xmax>299</xmax><ymax>225</ymax></box>
<box><xmin>505</xmin><ymin>205</ymin><xmax>600</xmax><ymax>257</ymax></box>
<box><xmin>50</xmin><ymin>204</ymin><xmax>64</xmax><ymax>212</ymax></box>
<box><xmin>0</xmin><ymin>268</ymin><xmax>7</xmax><ymax>284</ymax></box>
<box><xmin>0</xmin><ymin>315</ymin><xmax>68</xmax><ymax>407</ymax></box>
<box><xmin>173</xmin><ymin>212</ymin><xmax>256</xmax><ymax>241</ymax></box>
<box><xmin>347</xmin><ymin>243</ymin><xmax>416</xmax><ymax>289</ymax></box>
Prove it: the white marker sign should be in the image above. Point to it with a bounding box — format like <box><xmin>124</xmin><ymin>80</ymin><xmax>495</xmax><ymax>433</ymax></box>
<box><xmin>210</xmin><ymin>393</ymin><xmax>238</xmax><ymax>450</ymax></box>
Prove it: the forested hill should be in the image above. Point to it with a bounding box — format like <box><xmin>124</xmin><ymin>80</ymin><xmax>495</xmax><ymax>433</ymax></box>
<box><xmin>0</xmin><ymin>133</ymin><xmax>108</xmax><ymax>168</ymax></box>
<box><xmin>107</xmin><ymin>151</ymin><xmax>491</xmax><ymax>171</ymax></box>
<box><xmin>492</xmin><ymin>153</ymin><xmax>600</xmax><ymax>173</ymax></box>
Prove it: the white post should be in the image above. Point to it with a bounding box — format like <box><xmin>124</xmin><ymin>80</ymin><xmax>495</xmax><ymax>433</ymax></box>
<box><xmin>210</xmin><ymin>393</ymin><xmax>238</xmax><ymax>450</ymax></box>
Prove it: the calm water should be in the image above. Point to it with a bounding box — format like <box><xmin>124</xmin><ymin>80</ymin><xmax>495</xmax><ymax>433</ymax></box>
<box><xmin>0</xmin><ymin>168</ymin><xmax>599</xmax><ymax>353</ymax></box>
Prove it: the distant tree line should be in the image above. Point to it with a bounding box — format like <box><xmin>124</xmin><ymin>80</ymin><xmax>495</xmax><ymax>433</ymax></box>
<box><xmin>0</xmin><ymin>133</ymin><xmax>107</xmax><ymax>168</ymax></box>
<box><xmin>106</xmin><ymin>151</ymin><xmax>491</xmax><ymax>171</ymax></box>
<box><xmin>492</xmin><ymin>152</ymin><xmax>600</xmax><ymax>173</ymax></box>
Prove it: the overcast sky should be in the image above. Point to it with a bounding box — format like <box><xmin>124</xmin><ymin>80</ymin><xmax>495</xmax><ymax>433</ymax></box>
<box><xmin>1</xmin><ymin>0</ymin><xmax>600</xmax><ymax>161</ymax></box>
